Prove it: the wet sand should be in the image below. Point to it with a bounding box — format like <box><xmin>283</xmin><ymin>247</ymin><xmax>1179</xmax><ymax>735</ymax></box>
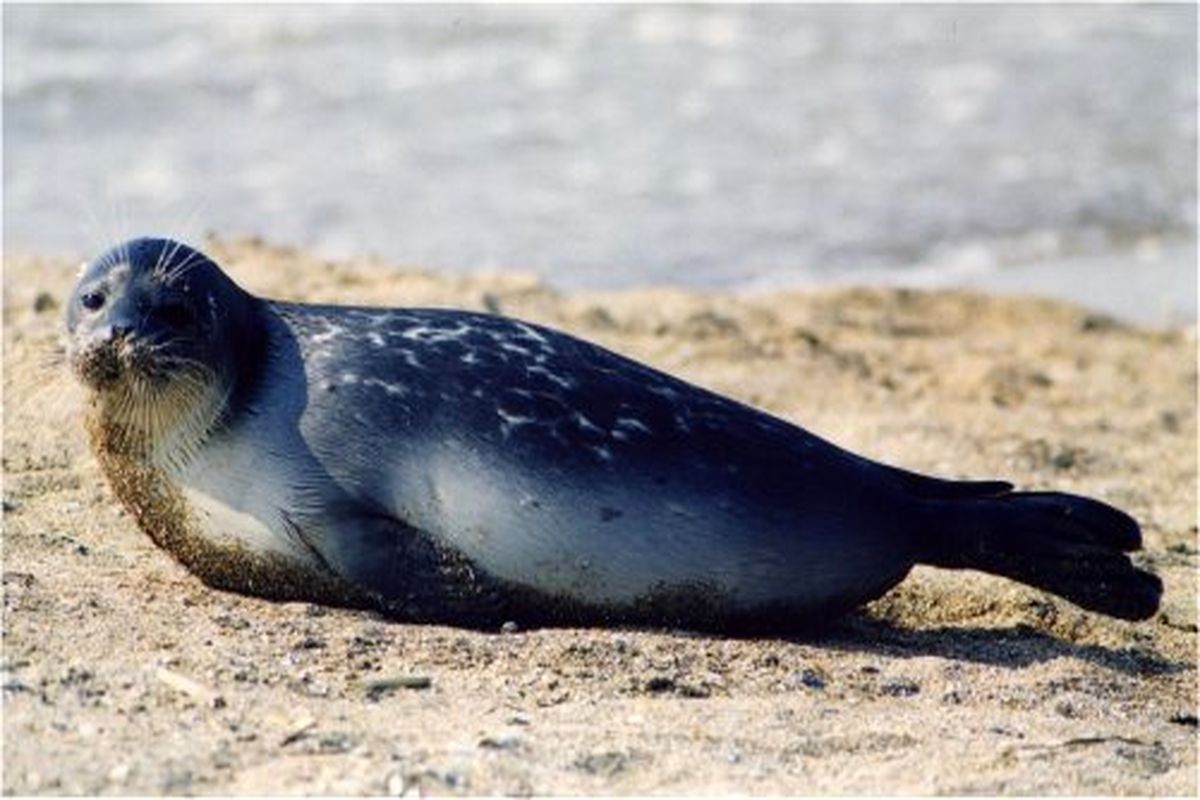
<box><xmin>3</xmin><ymin>238</ymin><xmax>1196</xmax><ymax>794</ymax></box>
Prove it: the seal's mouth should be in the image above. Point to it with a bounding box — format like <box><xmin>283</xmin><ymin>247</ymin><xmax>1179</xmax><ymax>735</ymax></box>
<box><xmin>69</xmin><ymin>334</ymin><xmax>174</xmax><ymax>392</ymax></box>
<box><xmin>70</xmin><ymin>338</ymin><xmax>124</xmax><ymax>391</ymax></box>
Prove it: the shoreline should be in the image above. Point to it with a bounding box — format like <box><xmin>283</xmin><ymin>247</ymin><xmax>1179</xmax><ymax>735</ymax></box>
<box><xmin>767</xmin><ymin>239</ymin><xmax>1196</xmax><ymax>330</ymax></box>
<box><xmin>6</xmin><ymin>233</ymin><xmax>1194</xmax><ymax>332</ymax></box>
<box><xmin>3</xmin><ymin>239</ymin><xmax>1196</xmax><ymax>794</ymax></box>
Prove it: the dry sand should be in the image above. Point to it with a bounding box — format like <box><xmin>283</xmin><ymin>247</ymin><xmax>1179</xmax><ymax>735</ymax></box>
<box><xmin>3</xmin><ymin>238</ymin><xmax>1197</xmax><ymax>795</ymax></box>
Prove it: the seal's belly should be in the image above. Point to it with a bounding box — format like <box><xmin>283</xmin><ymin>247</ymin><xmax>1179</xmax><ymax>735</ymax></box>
<box><xmin>391</xmin><ymin>444</ymin><xmax>888</xmax><ymax>611</ymax></box>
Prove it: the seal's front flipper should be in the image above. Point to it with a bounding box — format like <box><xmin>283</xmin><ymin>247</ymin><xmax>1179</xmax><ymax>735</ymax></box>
<box><xmin>307</xmin><ymin>511</ymin><xmax>513</xmax><ymax>628</ymax></box>
<box><xmin>918</xmin><ymin>491</ymin><xmax>1162</xmax><ymax>621</ymax></box>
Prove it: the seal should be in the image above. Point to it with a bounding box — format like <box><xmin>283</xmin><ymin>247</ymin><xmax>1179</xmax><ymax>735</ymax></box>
<box><xmin>65</xmin><ymin>238</ymin><xmax>1162</xmax><ymax>632</ymax></box>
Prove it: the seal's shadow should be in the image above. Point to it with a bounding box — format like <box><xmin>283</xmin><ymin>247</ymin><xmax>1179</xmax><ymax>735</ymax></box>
<box><xmin>805</xmin><ymin>612</ymin><xmax>1186</xmax><ymax>677</ymax></box>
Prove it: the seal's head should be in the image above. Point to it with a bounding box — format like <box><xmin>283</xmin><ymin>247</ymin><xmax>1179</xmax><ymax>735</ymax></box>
<box><xmin>66</xmin><ymin>238</ymin><xmax>262</xmax><ymax>458</ymax></box>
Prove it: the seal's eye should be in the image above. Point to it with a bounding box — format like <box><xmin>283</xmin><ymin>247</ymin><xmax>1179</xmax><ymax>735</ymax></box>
<box><xmin>155</xmin><ymin>301</ymin><xmax>196</xmax><ymax>329</ymax></box>
<box><xmin>80</xmin><ymin>291</ymin><xmax>106</xmax><ymax>311</ymax></box>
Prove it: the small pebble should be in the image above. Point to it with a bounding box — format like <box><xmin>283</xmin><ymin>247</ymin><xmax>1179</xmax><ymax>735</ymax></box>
<box><xmin>1055</xmin><ymin>700</ymin><xmax>1080</xmax><ymax>719</ymax></box>
<box><xmin>385</xmin><ymin>770</ymin><xmax>406</xmax><ymax>796</ymax></box>
<box><xmin>500</xmin><ymin>620</ymin><xmax>519</xmax><ymax>634</ymax></box>
<box><xmin>644</xmin><ymin>675</ymin><xmax>674</xmax><ymax>693</ymax></box>
<box><xmin>365</xmin><ymin>675</ymin><xmax>432</xmax><ymax>699</ymax></box>
<box><xmin>880</xmin><ymin>679</ymin><xmax>920</xmax><ymax>697</ymax></box>
<box><xmin>796</xmin><ymin>668</ymin><xmax>826</xmax><ymax>690</ymax></box>
<box><xmin>278</xmin><ymin>713</ymin><xmax>317</xmax><ymax>747</ymax></box>
<box><xmin>677</xmin><ymin>682</ymin><xmax>711</xmax><ymax>698</ymax></box>
<box><xmin>315</xmin><ymin>732</ymin><xmax>355</xmax><ymax>754</ymax></box>
<box><xmin>988</xmin><ymin>726</ymin><xmax>1024</xmax><ymax>739</ymax></box>
<box><xmin>154</xmin><ymin>667</ymin><xmax>226</xmax><ymax>708</ymax></box>
<box><xmin>479</xmin><ymin>734</ymin><xmax>523</xmax><ymax>751</ymax></box>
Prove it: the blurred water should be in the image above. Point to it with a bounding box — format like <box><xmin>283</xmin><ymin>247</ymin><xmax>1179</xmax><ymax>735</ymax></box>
<box><xmin>4</xmin><ymin>5</ymin><xmax>1196</xmax><ymax>323</ymax></box>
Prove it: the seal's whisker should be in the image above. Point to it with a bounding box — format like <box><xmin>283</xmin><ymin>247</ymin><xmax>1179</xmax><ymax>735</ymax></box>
<box><xmin>160</xmin><ymin>198</ymin><xmax>211</xmax><ymax>281</ymax></box>
<box><xmin>141</xmin><ymin>338</ymin><xmax>191</xmax><ymax>354</ymax></box>
<box><xmin>153</xmin><ymin>239</ymin><xmax>171</xmax><ymax>278</ymax></box>
<box><xmin>165</xmin><ymin>237</ymin><xmax>211</xmax><ymax>283</ymax></box>
<box><xmin>160</xmin><ymin>238</ymin><xmax>187</xmax><ymax>279</ymax></box>
<box><xmin>172</xmin><ymin>366</ymin><xmax>217</xmax><ymax>386</ymax></box>
<box><xmin>75</xmin><ymin>196</ymin><xmax>119</xmax><ymax>263</ymax></box>
<box><xmin>39</xmin><ymin>339</ymin><xmax>68</xmax><ymax>371</ymax></box>
<box><xmin>113</xmin><ymin>198</ymin><xmax>133</xmax><ymax>259</ymax></box>
<box><xmin>163</xmin><ymin>248</ymin><xmax>206</xmax><ymax>285</ymax></box>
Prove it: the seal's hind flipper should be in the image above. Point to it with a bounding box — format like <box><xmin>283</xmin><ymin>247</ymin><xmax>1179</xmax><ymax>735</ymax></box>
<box><xmin>882</xmin><ymin>462</ymin><xmax>1013</xmax><ymax>499</ymax></box>
<box><xmin>918</xmin><ymin>490</ymin><xmax>1162</xmax><ymax>621</ymax></box>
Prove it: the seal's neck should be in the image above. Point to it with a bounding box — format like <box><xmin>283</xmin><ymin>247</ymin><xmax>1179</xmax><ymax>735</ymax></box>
<box><xmin>86</xmin><ymin>373</ymin><xmax>233</xmax><ymax>475</ymax></box>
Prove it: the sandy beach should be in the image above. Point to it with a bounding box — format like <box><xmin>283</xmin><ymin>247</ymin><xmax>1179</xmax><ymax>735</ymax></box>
<box><xmin>3</xmin><ymin>238</ymin><xmax>1196</xmax><ymax>795</ymax></box>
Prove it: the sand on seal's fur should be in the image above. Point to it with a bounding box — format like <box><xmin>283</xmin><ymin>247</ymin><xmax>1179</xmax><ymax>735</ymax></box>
<box><xmin>3</xmin><ymin>238</ymin><xmax>1196</xmax><ymax>794</ymax></box>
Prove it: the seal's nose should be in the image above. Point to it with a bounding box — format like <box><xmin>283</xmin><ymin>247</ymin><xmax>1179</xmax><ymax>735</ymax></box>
<box><xmin>99</xmin><ymin>298</ymin><xmax>140</xmax><ymax>343</ymax></box>
<box><xmin>95</xmin><ymin>321</ymin><xmax>135</xmax><ymax>345</ymax></box>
